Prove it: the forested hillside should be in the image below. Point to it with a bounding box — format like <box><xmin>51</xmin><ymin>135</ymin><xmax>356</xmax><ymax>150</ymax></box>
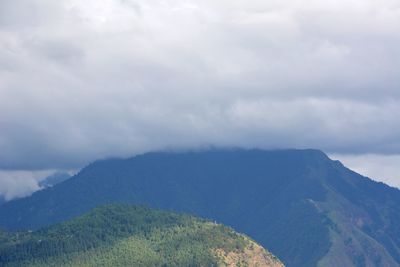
<box><xmin>0</xmin><ymin>204</ymin><xmax>283</xmax><ymax>267</ymax></box>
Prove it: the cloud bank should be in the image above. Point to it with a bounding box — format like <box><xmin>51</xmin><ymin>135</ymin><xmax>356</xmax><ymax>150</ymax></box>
<box><xmin>0</xmin><ymin>0</ymin><xmax>400</xmax><ymax>193</ymax></box>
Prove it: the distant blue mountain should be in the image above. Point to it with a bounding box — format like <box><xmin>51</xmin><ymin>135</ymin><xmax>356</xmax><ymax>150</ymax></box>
<box><xmin>0</xmin><ymin>149</ymin><xmax>399</xmax><ymax>267</ymax></box>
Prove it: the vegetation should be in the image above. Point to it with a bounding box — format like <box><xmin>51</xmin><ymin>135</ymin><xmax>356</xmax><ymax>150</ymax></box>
<box><xmin>0</xmin><ymin>204</ymin><xmax>282</xmax><ymax>267</ymax></box>
<box><xmin>1</xmin><ymin>149</ymin><xmax>400</xmax><ymax>266</ymax></box>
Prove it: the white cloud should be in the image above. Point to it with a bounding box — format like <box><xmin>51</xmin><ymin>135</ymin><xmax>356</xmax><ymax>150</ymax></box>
<box><xmin>0</xmin><ymin>169</ymin><xmax>77</xmax><ymax>201</ymax></box>
<box><xmin>0</xmin><ymin>170</ymin><xmax>52</xmax><ymax>200</ymax></box>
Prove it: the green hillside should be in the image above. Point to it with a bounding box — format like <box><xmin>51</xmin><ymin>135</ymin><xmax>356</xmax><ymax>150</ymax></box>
<box><xmin>0</xmin><ymin>204</ymin><xmax>283</xmax><ymax>267</ymax></box>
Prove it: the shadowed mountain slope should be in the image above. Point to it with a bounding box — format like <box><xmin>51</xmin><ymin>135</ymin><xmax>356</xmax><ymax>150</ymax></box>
<box><xmin>0</xmin><ymin>149</ymin><xmax>399</xmax><ymax>266</ymax></box>
<box><xmin>38</xmin><ymin>171</ymin><xmax>71</xmax><ymax>189</ymax></box>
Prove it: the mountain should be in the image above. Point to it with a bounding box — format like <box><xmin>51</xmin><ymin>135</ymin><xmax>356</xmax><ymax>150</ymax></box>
<box><xmin>0</xmin><ymin>204</ymin><xmax>283</xmax><ymax>267</ymax></box>
<box><xmin>0</xmin><ymin>149</ymin><xmax>399</xmax><ymax>266</ymax></box>
<box><xmin>38</xmin><ymin>171</ymin><xmax>71</xmax><ymax>188</ymax></box>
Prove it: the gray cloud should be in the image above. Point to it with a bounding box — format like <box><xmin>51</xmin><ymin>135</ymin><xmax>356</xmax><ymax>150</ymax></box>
<box><xmin>0</xmin><ymin>0</ymin><xmax>400</xmax><ymax>184</ymax></box>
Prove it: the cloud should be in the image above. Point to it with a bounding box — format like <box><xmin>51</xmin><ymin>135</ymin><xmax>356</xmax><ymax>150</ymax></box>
<box><xmin>0</xmin><ymin>170</ymin><xmax>53</xmax><ymax>200</ymax></box>
<box><xmin>0</xmin><ymin>0</ymin><xmax>400</xmax><ymax>173</ymax></box>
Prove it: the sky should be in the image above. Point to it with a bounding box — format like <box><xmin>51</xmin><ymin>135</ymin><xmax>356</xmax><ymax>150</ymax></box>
<box><xmin>1</xmin><ymin>0</ymin><xmax>400</xmax><ymax>200</ymax></box>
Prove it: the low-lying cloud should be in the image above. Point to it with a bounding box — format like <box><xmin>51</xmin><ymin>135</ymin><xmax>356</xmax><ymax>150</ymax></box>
<box><xmin>0</xmin><ymin>170</ymin><xmax>53</xmax><ymax>200</ymax></box>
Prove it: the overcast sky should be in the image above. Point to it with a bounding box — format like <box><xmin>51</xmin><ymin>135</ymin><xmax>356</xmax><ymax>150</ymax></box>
<box><xmin>1</xmin><ymin>0</ymin><xmax>400</xmax><ymax>199</ymax></box>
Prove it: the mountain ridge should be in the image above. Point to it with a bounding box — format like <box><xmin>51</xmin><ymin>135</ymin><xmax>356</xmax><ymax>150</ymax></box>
<box><xmin>0</xmin><ymin>148</ymin><xmax>399</xmax><ymax>267</ymax></box>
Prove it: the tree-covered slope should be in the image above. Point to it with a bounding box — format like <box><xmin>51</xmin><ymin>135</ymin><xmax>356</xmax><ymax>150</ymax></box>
<box><xmin>0</xmin><ymin>204</ymin><xmax>283</xmax><ymax>267</ymax></box>
<box><xmin>0</xmin><ymin>149</ymin><xmax>399</xmax><ymax>266</ymax></box>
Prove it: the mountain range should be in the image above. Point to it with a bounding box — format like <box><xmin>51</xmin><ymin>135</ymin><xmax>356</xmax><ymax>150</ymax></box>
<box><xmin>0</xmin><ymin>149</ymin><xmax>399</xmax><ymax>267</ymax></box>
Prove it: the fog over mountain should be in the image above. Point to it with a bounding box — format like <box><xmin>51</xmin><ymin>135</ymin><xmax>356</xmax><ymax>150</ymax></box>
<box><xmin>1</xmin><ymin>0</ymin><xmax>400</xmax><ymax>197</ymax></box>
